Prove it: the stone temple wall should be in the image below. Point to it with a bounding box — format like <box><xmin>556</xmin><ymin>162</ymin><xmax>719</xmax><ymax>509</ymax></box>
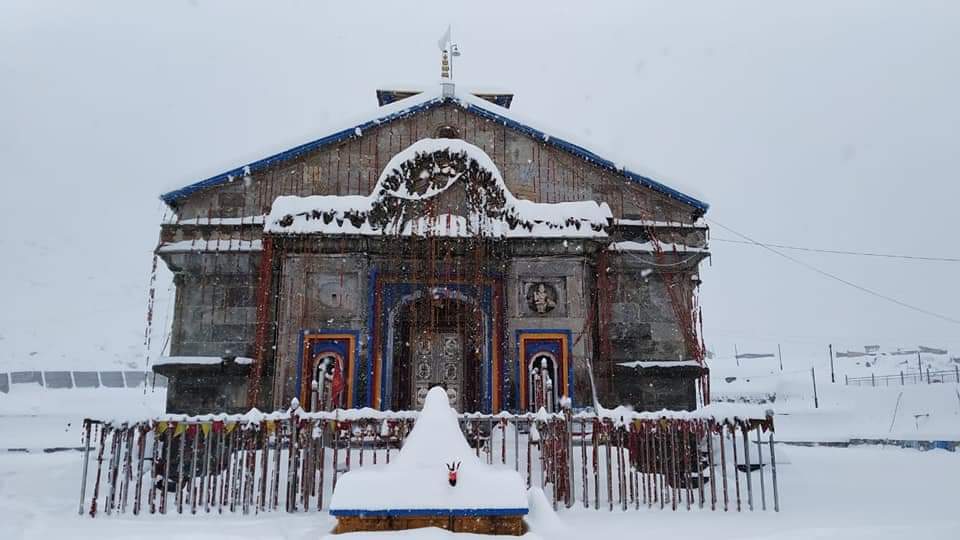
<box><xmin>154</xmin><ymin>99</ymin><xmax>707</xmax><ymax>415</ymax></box>
<box><xmin>156</xmin><ymin>243</ymin><xmax>702</xmax><ymax>414</ymax></box>
<box><xmin>163</xmin><ymin>251</ymin><xmax>261</xmax><ymax>359</ymax></box>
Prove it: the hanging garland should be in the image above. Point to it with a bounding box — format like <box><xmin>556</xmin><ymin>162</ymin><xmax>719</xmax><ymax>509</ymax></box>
<box><xmin>274</xmin><ymin>147</ymin><xmax>607</xmax><ymax>237</ymax></box>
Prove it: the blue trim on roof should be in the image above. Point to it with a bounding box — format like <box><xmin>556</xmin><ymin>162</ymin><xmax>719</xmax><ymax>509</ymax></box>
<box><xmin>329</xmin><ymin>507</ymin><xmax>529</xmax><ymax>517</ymax></box>
<box><xmin>161</xmin><ymin>96</ymin><xmax>708</xmax><ymax>214</ymax></box>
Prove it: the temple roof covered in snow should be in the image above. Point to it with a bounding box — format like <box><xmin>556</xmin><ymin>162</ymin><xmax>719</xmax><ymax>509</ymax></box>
<box><xmin>376</xmin><ymin>87</ymin><xmax>514</xmax><ymax>108</ymax></box>
<box><xmin>159</xmin><ymin>88</ymin><xmax>709</xmax><ymax>215</ymax></box>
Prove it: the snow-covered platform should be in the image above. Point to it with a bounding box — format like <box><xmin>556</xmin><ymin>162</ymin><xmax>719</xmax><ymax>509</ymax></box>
<box><xmin>329</xmin><ymin>387</ymin><xmax>528</xmax><ymax>535</ymax></box>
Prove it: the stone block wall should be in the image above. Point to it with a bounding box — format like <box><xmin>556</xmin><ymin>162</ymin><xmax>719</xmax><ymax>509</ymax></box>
<box><xmin>163</xmin><ymin>252</ymin><xmax>261</xmax><ymax>359</ymax></box>
<box><xmin>157</xmin><ymin>364</ymin><xmax>251</xmax><ymax>414</ymax></box>
<box><xmin>273</xmin><ymin>253</ymin><xmax>369</xmax><ymax>409</ymax></box>
<box><xmin>606</xmin><ymin>255</ymin><xmax>695</xmax><ymax>363</ymax></box>
<box><xmin>505</xmin><ymin>249</ymin><xmax>594</xmax><ymax>408</ymax></box>
<box><xmin>612</xmin><ymin>364</ymin><xmax>700</xmax><ymax>412</ymax></box>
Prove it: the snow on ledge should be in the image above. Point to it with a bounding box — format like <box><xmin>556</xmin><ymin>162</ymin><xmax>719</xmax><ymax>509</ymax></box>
<box><xmin>157</xmin><ymin>239</ymin><xmax>263</xmax><ymax>253</ymax></box>
<box><xmin>153</xmin><ymin>356</ymin><xmax>254</xmax><ymax>366</ymax></box>
<box><xmin>614</xmin><ymin>218</ymin><xmax>708</xmax><ymax>229</ymax></box>
<box><xmin>94</xmin><ymin>401</ymin><xmax>771</xmax><ymax>429</ymax></box>
<box><xmin>162</xmin><ymin>215</ymin><xmax>267</xmax><ymax>226</ymax></box>
<box><xmin>588</xmin><ymin>402</ymin><xmax>773</xmax><ymax>425</ymax></box>
<box><xmin>608</xmin><ymin>240</ymin><xmax>709</xmax><ymax>253</ymax></box>
<box><xmin>618</xmin><ymin>360</ymin><xmax>704</xmax><ymax>369</ymax></box>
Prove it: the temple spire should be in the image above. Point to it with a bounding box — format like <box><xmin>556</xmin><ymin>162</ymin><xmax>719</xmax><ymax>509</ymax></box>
<box><xmin>437</xmin><ymin>25</ymin><xmax>460</xmax><ymax>97</ymax></box>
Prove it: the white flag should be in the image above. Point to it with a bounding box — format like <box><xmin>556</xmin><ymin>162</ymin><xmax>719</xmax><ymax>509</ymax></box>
<box><xmin>437</xmin><ymin>25</ymin><xmax>451</xmax><ymax>50</ymax></box>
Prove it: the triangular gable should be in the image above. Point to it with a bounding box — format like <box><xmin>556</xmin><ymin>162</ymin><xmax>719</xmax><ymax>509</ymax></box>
<box><xmin>161</xmin><ymin>90</ymin><xmax>709</xmax><ymax>215</ymax></box>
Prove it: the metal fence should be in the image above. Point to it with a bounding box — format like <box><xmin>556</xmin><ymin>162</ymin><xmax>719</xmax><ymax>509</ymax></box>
<box><xmin>0</xmin><ymin>370</ymin><xmax>167</xmax><ymax>393</ymax></box>
<box><xmin>845</xmin><ymin>367</ymin><xmax>960</xmax><ymax>387</ymax></box>
<box><xmin>78</xmin><ymin>407</ymin><xmax>779</xmax><ymax>518</ymax></box>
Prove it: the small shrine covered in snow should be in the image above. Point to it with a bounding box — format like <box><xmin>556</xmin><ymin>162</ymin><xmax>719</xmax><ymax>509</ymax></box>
<box><xmin>329</xmin><ymin>386</ymin><xmax>528</xmax><ymax>534</ymax></box>
<box><xmin>152</xmin><ymin>56</ymin><xmax>710</xmax><ymax>415</ymax></box>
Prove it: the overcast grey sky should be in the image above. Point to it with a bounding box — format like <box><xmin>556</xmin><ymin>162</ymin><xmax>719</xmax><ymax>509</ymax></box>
<box><xmin>1</xmin><ymin>0</ymin><xmax>958</xmax><ymax>370</ymax></box>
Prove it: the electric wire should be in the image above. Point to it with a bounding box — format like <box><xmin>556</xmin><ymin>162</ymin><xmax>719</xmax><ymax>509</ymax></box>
<box><xmin>706</xmin><ymin>218</ymin><xmax>960</xmax><ymax>325</ymax></box>
<box><xmin>711</xmin><ymin>237</ymin><xmax>960</xmax><ymax>262</ymax></box>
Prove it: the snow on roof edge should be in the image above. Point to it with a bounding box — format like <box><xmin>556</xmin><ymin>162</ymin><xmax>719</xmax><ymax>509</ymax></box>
<box><xmin>452</xmin><ymin>92</ymin><xmax>709</xmax><ymax>213</ymax></box>
<box><xmin>159</xmin><ymin>90</ymin><xmax>446</xmax><ymax>205</ymax></box>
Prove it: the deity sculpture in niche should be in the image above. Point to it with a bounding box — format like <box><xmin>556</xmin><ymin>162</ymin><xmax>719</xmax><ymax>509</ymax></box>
<box><xmin>527</xmin><ymin>282</ymin><xmax>558</xmax><ymax>314</ymax></box>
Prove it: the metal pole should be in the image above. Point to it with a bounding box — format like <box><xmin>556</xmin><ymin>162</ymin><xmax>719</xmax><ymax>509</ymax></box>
<box><xmin>829</xmin><ymin>344</ymin><xmax>835</xmax><ymax>383</ymax></box>
<box><xmin>161</xmin><ymin>425</ymin><xmax>172</xmax><ymax>514</ymax></box>
<box><xmin>778</xmin><ymin>344</ymin><xmax>783</xmax><ymax>371</ymax></box>
<box><xmin>581</xmin><ymin>419</ymin><xmax>588</xmax><ymax>508</ymax></box>
<box><xmin>718</xmin><ymin>424</ymin><xmax>728</xmax><ymax>511</ymax></box>
<box><xmin>741</xmin><ymin>425</ymin><xmax>753</xmax><ymax>511</ymax></box>
<box><xmin>731</xmin><ymin>425</ymin><xmax>741</xmax><ymax>512</ymax></box>
<box><xmin>735</xmin><ymin>345</ymin><xmax>740</xmax><ymax>367</ymax></box>
<box><xmin>755</xmin><ymin>427</ymin><xmax>766</xmax><ymax>511</ymax></box>
<box><xmin>78</xmin><ymin>420</ymin><xmax>93</xmax><ymax>515</ymax></box>
<box><xmin>133</xmin><ymin>425</ymin><xmax>147</xmax><ymax>516</ymax></box>
<box><xmin>514</xmin><ymin>417</ymin><xmax>521</xmax><ymax>472</ymax></box>
<box><xmin>707</xmin><ymin>421</ymin><xmax>716</xmax><ymax>511</ymax></box>
<box><xmin>811</xmin><ymin>367</ymin><xmax>819</xmax><ymax>409</ymax></box>
<box><xmin>176</xmin><ymin>426</ymin><xmax>186</xmax><ymax>514</ymax></box>
<box><xmin>768</xmin><ymin>432</ymin><xmax>779</xmax><ymax>512</ymax></box>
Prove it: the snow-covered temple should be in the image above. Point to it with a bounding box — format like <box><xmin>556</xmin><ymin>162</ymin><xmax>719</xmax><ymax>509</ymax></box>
<box><xmin>152</xmin><ymin>68</ymin><xmax>711</xmax><ymax>415</ymax></box>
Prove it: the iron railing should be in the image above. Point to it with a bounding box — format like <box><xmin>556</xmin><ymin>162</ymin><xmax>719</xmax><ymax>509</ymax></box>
<box><xmin>845</xmin><ymin>367</ymin><xmax>960</xmax><ymax>387</ymax></box>
<box><xmin>78</xmin><ymin>405</ymin><xmax>779</xmax><ymax>518</ymax></box>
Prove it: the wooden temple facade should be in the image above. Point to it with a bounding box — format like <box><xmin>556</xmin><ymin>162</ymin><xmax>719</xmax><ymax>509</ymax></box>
<box><xmin>152</xmin><ymin>82</ymin><xmax>711</xmax><ymax>415</ymax></box>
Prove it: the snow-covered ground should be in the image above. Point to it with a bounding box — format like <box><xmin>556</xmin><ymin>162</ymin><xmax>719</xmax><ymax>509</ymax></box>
<box><xmin>0</xmin><ymin>386</ymin><xmax>166</xmax><ymax>450</ymax></box>
<box><xmin>709</xmin><ymin>354</ymin><xmax>960</xmax><ymax>443</ymax></box>
<box><xmin>2</xmin><ymin>375</ymin><xmax>959</xmax><ymax>539</ymax></box>
<box><xmin>1</xmin><ymin>444</ymin><xmax>958</xmax><ymax>539</ymax></box>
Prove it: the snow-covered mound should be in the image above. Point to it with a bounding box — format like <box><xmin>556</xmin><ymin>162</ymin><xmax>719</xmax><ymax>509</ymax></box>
<box><xmin>329</xmin><ymin>386</ymin><xmax>527</xmax><ymax>515</ymax></box>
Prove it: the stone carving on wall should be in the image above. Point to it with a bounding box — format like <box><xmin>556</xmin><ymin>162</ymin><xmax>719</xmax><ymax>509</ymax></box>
<box><xmin>311</xmin><ymin>272</ymin><xmax>359</xmax><ymax>310</ymax></box>
<box><xmin>526</xmin><ymin>282</ymin><xmax>558</xmax><ymax>314</ymax></box>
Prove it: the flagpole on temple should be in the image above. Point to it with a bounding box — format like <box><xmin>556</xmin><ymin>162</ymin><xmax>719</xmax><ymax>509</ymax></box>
<box><xmin>438</xmin><ymin>25</ymin><xmax>461</xmax><ymax>93</ymax></box>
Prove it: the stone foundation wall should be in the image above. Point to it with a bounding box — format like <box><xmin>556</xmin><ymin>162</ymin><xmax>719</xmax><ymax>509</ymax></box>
<box><xmin>273</xmin><ymin>253</ymin><xmax>369</xmax><ymax>409</ymax></box>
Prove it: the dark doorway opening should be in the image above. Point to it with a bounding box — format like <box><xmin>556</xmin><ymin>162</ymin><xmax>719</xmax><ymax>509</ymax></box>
<box><xmin>392</xmin><ymin>296</ymin><xmax>483</xmax><ymax>411</ymax></box>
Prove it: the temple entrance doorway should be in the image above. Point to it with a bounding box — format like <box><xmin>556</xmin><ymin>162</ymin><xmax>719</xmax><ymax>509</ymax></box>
<box><xmin>392</xmin><ymin>295</ymin><xmax>483</xmax><ymax>411</ymax></box>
